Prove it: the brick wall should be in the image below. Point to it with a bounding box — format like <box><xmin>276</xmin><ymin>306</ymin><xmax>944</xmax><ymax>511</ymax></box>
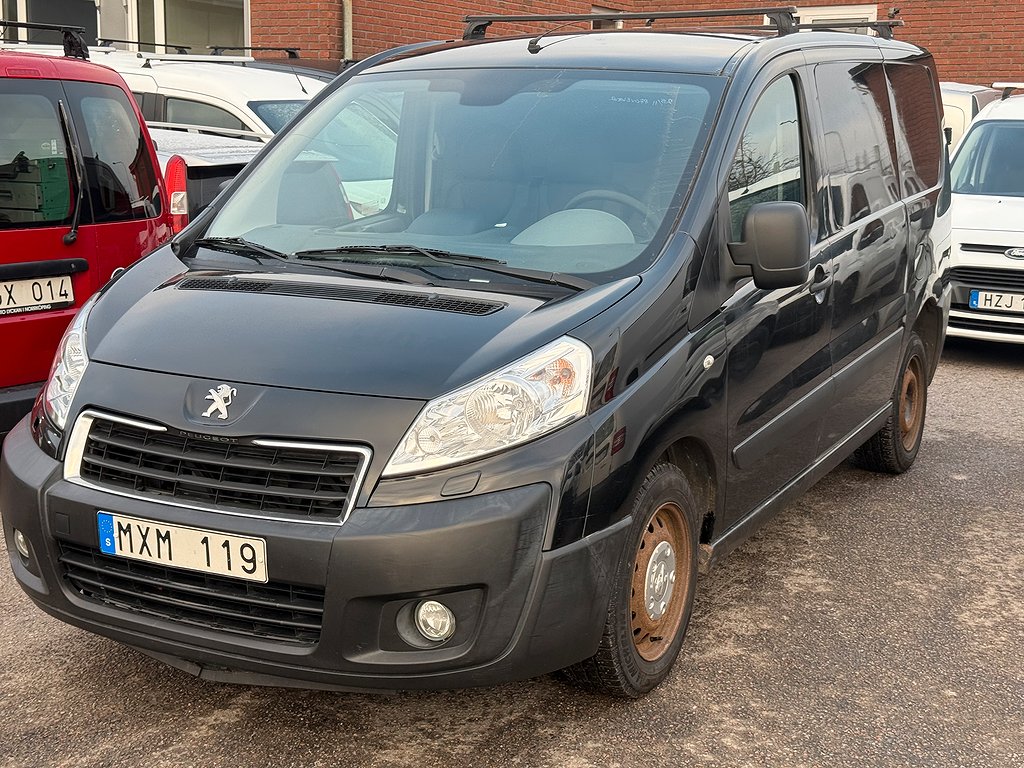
<box><xmin>250</xmin><ymin>0</ymin><xmax>1024</xmax><ymax>84</ymax></box>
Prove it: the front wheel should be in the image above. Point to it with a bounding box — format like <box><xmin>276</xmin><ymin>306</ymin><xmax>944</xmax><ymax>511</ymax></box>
<box><xmin>563</xmin><ymin>463</ymin><xmax>700</xmax><ymax>697</ymax></box>
<box><xmin>854</xmin><ymin>332</ymin><xmax>928</xmax><ymax>474</ymax></box>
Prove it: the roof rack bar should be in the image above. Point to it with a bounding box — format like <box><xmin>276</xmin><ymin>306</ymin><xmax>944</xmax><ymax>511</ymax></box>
<box><xmin>0</xmin><ymin>18</ymin><xmax>89</xmax><ymax>59</ymax></box>
<box><xmin>795</xmin><ymin>19</ymin><xmax>904</xmax><ymax>40</ymax></box>
<box><xmin>97</xmin><ymin>37</ymin><xmax>192</xmax><ymax>54</ymax></box>
<box><xmin>209</xmin><ymin>45</ymin><xmax>300</xmax><ymax>58</ymax></box>
<box><xmin>992</xmin><ymin>82</ymin><xmax>1024</xmax><ymax>100</ymax></box>
<box><xmin>463</xmin><ymin>7</ymin><xmax>798</xmax><ymax>40</ymax></box>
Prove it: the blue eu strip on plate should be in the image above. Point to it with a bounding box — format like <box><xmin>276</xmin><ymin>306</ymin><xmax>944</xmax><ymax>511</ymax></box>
<box><xmin>969</xmin><ymin>290</ymin><xmax>979</xmax><ymax>309</ymax></box>
<box><xmin>97</xmin><ymin>512</ymin><xmax>116</xmax><ymax>554</ymax></box>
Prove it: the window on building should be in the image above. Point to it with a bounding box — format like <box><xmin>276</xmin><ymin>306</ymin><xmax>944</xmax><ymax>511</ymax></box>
<box><xmin>591</xmin><ymin>5</ymin><xmax>623</xmax><ymax>30</ymax></box>
<box><xmin>3</xmin><ymin>0</ymin><xmax>98</xmax><ymax>44</ymax></box>
<box><xmin>786</xmin><ymin>4</ymin><xmax>878</xmax><ymax>34</ymax></box>
<box><xmin>123</xmin><ymin>1</ymin><xmax>246</xmax><ymax>53</ymax></box>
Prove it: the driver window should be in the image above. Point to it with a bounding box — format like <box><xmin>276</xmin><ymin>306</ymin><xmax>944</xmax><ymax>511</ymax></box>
<box><xmin>728</xmin><ymin>75</ymin><xmax>804</xmax><ymax>240</ymax></box>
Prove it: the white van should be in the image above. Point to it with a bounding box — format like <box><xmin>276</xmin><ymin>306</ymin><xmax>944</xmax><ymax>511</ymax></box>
<box><xmin>947</xmin><ymin>85</ymin><xmax>1024</xmax><ymax>343</ymax></box>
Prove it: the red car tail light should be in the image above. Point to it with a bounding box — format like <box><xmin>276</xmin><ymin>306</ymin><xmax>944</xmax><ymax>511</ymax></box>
<box><xmin>165</xmin><ymin>154</ymin><xmax>189</xmax><ymax>234</ymax></box>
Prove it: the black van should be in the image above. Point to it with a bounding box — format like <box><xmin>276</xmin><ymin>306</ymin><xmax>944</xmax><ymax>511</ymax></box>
<box><xmin>1</xmin><ymin>9</ymin><xmax>950</xmax><ymax>697</ymax></box>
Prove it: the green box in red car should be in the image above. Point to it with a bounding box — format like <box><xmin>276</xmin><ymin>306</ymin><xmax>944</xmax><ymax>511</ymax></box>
<box><xmin>1</xmin><ymin>25</ymin><xmax>172</xmax><ymax>440</ymax></box>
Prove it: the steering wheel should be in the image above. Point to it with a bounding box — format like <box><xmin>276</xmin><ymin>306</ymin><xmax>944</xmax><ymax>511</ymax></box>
<box><xmin>564</xmin><ymin>189</ymin><xmax>654</xmax><ymax>238</ymax></box>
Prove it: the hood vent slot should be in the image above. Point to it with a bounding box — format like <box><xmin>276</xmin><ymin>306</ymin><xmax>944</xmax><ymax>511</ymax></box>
<box><xmin>177</xmin><ymin>276</ymin><xmax>504</xmax><ymax>316</ymax></box>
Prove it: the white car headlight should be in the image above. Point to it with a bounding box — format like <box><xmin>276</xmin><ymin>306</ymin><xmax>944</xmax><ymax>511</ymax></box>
<box><xmin>43</xmin><ymin>293</ymin><xmax>98</xmax><ymax>431</ymax></box>
<box><xmin>383</xmin><ymin>337</ymin><xmax>593</xmax><ymax>477</ymax></box>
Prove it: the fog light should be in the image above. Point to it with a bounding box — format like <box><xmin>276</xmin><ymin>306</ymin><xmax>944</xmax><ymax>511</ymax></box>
<box><xmin>414</xmin><ymin>600</ymin><xmax>456</xmax><ymax>642</ymax></box>
<box><xmin>13</xmin><ymin>529</ymin><xmax>30</xmax><ymax>559</ymax></box>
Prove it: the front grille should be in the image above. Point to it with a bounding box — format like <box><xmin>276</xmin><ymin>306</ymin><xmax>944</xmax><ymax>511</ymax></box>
<box><xmin>177</xmin><ymin>276</ymin><xmax>505</xmax><ymax>316</ymax></box>
<box><xmin>59</xmin><ymin>543</ymin><xmax>325</xmax><ymax>645</ymax></box>
<box><xmin>949</xmin><ymin>266</ymin><xmax>1024</xmax><ymax>292</ymax></box>
<box><xmin>949</xmin><ymin>315</ymin><xmax>1024</xmax><ymax>336</ymax></box>
<box><xmin>959</xmin><ymin>243</ymin><xmax>1021</xmax><ymax>255</ymax></box>
<box><xmin>77</xmin><ymin>416</ymin><xmax>368</xmax><ymax>520</ymax></box>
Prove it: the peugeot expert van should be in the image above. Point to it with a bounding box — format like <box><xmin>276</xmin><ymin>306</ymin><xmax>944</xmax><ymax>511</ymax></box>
<box><xmin>1</xmin><ymin>9</ymin><xmax>950</xmax><ymax>697</ymax></box>
<box><xmin>0</xmin><ymin>27</ymin><xmax>171</xmax><ymax>440</ymax></box>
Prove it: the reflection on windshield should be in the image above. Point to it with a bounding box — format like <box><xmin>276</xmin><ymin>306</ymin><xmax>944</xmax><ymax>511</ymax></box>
<box><xmin>952</xmin><ymin>120</ymin><xmax>1024</xmax><ymax>197</ymax></box>
<box><xmin>215</xmin><ymin>69</ymin><xmax>723</xmax><ymax>284</ymax></box>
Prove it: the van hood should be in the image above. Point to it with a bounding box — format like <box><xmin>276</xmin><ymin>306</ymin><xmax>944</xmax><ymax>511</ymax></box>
<box><xmin>88</xmin><ymin>249</ymin><xmax>639</xmax><ymax>401</ymax></box>
<box><xmin>951</xmin><ymin>193</ymin><xmax>1024</xmax><ymax>235</ymax></box>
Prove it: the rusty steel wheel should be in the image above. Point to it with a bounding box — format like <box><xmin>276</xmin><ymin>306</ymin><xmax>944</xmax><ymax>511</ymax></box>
<box><xmin>562</xmin><ymin>463</ymin><xmax>700</xmax><ymax>697</ymax></box>
<box><xmin>629</xmin><ymin>501</ymin><xmax>693</xmax><ymax>663</ymax></box>
<box><xmin>854</xmin><ymin>333</ymin><xmax>929</xmax><ymax>474</ymax></box>
<box><xmin>899</xmin><ymin>353</ymin><xmax>925</xmax><ymax>453</ymax></box>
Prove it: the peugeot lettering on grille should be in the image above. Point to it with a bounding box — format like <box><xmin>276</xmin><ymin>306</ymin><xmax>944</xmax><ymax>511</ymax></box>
<box><xmin>202</xmin><ymin>384</ymin><xmax>237</xmax><ymax>419</ymax></box>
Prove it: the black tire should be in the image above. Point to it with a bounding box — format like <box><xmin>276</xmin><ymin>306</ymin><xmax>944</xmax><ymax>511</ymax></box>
<box><xmin>854</xmin><ymin>333</ymin><xmax>928</xmax><ymax>474</ymax></box>
<box><xmin>562</xmin><ymin>463</ymin><xmax>700</xmax><ymax>698</ymax></box>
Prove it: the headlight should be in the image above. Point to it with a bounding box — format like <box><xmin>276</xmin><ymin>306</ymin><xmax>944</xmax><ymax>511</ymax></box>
<box><xmin>382</xmin><ymin>337</ymin><xmax>593</xmax><ymax>477</ymax></box>
<box><xmin>42</xmin><ymin>293</ymin><xmax>99</xmax><ymax>431</ymax></box>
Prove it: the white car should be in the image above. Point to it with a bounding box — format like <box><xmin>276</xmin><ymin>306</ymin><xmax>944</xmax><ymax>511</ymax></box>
<box><xmin>948</xmin><ymin>84</ymin><xmax>1024</xmax><ymax>344</ymax></box>
<box><xmin>0</xmin><ymin>43</ymin><xmax>324</xmax><ymax>137</ymax></box>
<box><xmin>940</xmin><ymin>82</ymin><xmax>1000</xmax><ymax>149</ymax></box>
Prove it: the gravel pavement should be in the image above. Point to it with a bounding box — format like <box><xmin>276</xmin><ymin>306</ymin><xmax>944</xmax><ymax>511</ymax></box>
<box><xmin>1</xmin><ymin>338</ymin><xmax>1022</xmax><ymax>768</ymax></box>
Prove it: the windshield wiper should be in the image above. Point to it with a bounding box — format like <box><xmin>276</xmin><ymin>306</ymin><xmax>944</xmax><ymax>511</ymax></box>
<box><xmin>191</xmin><ymin>237</ymin><xmax>434</xmax><ymax>285</ymax></box>
<box><xmin>294</xmin><ymin>244</ymin><xmax>595</xmax><ymax>292</ymax></box>
<box><xmin>191</xmin><ymin>236</ymin><xmax>293</xmax><ymax>265</ymax></box>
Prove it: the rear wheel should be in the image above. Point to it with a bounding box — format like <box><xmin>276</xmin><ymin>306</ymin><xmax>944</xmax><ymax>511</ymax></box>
<box><xmin>854</xmin><ymin>333</ymin><xmax>928</xmax><ymax>474</ymax></box>
<box><xmin>563</xmin><ymin>463</ymin><xmax>699</xmax><ymax>697</ymax></box>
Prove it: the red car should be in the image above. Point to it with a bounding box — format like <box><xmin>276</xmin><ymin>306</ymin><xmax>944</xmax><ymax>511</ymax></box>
<box><xmin>1</xmin><ymin>26</ymin><xmax>171</xmax><ymax>440</ymax></box>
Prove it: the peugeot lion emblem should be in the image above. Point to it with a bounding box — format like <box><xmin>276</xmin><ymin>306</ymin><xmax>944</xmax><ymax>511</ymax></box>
<box><xmin>202</xmin><ymin>384</ymin><xmax>237</xmax><ymax>420</ymax></box>
<box><xmin>1005</xmin><ymin>248</ymin><xmax>1024</xmax><ymax>260</ymax></box>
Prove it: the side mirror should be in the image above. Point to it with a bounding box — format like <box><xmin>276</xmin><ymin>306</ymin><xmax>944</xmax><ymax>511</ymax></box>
<box><xmin>727</xmin><ymin>201</ymin><xmax>810</xmax><ymax>290</ymax></box>
<box><xmin>944</xmin><ymin>126</ymin><xmax>953</xmax><ymax>146</ymax></box>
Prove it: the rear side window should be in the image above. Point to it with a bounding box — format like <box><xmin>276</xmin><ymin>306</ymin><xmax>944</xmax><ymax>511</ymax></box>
<box><xmin>0</xmin><ymin>81</ymin><xmax>72</xmax><ymax>229</ymax></box>
<box><xmin>166</xmin><ymin>98</ymin><xmax>247</xmax><ymax>132</ymax></box>
<box><xmin>814</xmin><ymin>62</ymin><xmax>899</xmax><ymax>228</ymax></box>
<box><xmin>728</xmin><ymin>75</ymin><xmax>804</xmax><ymax>241</ymax></box>
<box><xmin>64</xmin><ymin>81</ymin><xmax>163</xmax><ymax>223</ymax></box>
<box><xmin>886</xmin><ymin>64</ymin><xmax>942</xmax><ymax>191</ymax></box>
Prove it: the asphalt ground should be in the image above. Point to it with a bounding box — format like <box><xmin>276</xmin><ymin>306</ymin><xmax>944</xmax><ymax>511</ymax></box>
<box><xmin>1</xmin><ymin>337</ymin><xmax>1022</xmax><ymax>768</ymax></box>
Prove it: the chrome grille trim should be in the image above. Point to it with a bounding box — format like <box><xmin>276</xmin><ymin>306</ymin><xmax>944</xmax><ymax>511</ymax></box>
<box><xmin>63</xmin><ymin>409</ymin><xmax>372</xmax><ymax>527</ymax></box>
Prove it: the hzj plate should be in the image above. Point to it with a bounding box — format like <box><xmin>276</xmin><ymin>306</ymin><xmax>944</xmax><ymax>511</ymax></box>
<box><xmin>0</xmin><ymin>275</ymin><xmax>74</xmax><ymax>317</ymax></box>
<box><xmin>97</xmin><ymin>512</ymin><xmax>268</xmax><ymax>583</ymax></box>
<box><xmin>970</xmin><ymin>289</ymin><xmax>1024</xmax><ymax>314</ymax></box>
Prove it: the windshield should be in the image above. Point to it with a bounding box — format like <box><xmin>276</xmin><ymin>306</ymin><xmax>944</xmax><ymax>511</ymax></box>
<box><xmin>212</xmin><ymin>69</ymin><xmax>723</xmax><ymax>284</ymax></box>
<box><xmin>951</xmin><ymin>120</ymin><xmax>1024</xmax><ymax>197</ymax></box>
<box><xmin>248</xmin><ymin>100</ymin><xmax>309</xmax><ymax>133</ymax></box>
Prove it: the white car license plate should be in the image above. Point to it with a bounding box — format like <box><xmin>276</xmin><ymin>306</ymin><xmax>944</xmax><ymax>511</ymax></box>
<box><xmin>970</xmin><ymin>289</ymin><xmax>1024</xmax><ymax>313</ymax></box>
<box><xmin>97</xmin><ymin>512</ymin><xmax>268</xmax><ymax>583</ymax></box>
<box><xmin>0</xmin><ymin>275</ymin><xmax>75</xmax><ymax>317</ymax></box>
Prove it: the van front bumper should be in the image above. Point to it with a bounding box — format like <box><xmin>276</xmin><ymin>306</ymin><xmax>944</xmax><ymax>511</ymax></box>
<box><xmin>1</xmin><ymin>419</ymin><xmax>627</xmax><ymax>691</ymax></box>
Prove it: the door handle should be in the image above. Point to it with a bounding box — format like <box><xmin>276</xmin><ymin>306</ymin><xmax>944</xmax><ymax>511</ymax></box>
<box><xmin>809</xmin><ymin>264</ymin><xmax>833</xmax><ymax>293</ymax></box>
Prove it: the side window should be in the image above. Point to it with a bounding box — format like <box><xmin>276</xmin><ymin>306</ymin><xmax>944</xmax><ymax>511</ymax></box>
<box><xmin>886</xmin><ymin>64</ymin><xmax>942</xmax><ymax>192</ymax></box>
<box><xmin>166</xmin><ymin>98</ymin><xmax>248</xmax><ymax>132</ymax></box>
<box><xmin>814</xmin><ymin>62</ymin><xmax>899</xmax><ymax>228</ymax></box>
<box><xmin>0</xmin><ymin>82</ymin><xmax>72</xmax><ymax>229</ymax></box>
<box><xmin>728</xmin><ymin>75</ymin><xmax>804</xmax><ymax>241</ymax></box>
<box><xmin>64</xmin><ymin>81</ymin><xmax>163</xmax><ymax>223</ymax></box>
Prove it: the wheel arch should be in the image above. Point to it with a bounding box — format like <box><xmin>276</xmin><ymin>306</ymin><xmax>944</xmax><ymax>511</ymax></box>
<box><xmin>911</xmin><ymin>297</ymin><xmax>944</xmax><ymax>382</ymax></box>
